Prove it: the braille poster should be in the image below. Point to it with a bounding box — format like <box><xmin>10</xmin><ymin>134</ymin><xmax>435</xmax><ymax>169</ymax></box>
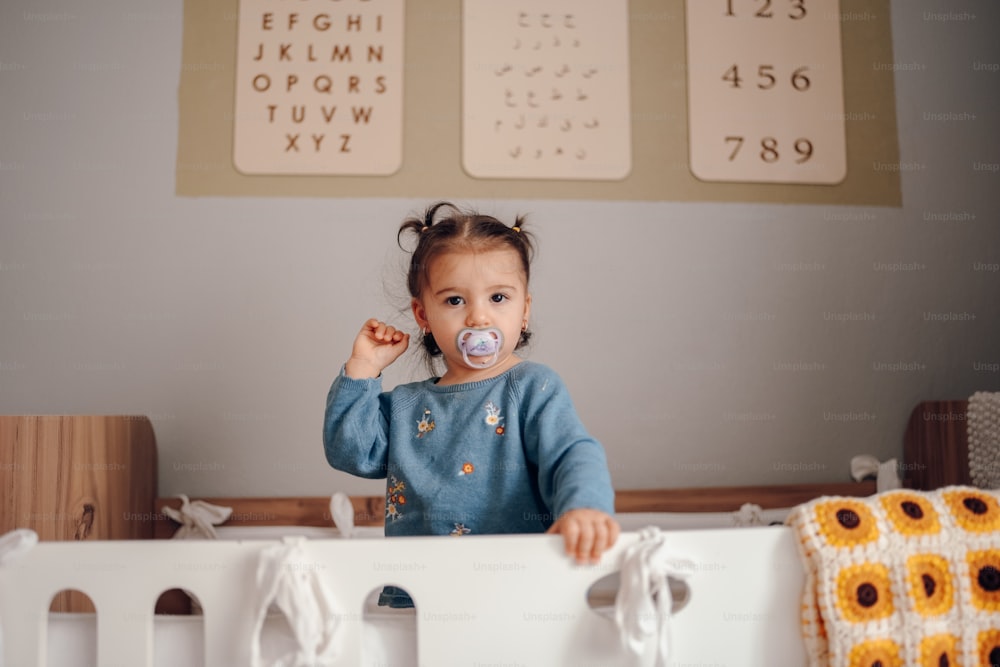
<box><xmin>232</xmin><ymin>0</ymin><xmax>405</xmax><ymax>175</ymax></box>
<box><xmin>462</xmin><ymin>1</ymin><xmax>632</xmax><ymax>180</ymax></box>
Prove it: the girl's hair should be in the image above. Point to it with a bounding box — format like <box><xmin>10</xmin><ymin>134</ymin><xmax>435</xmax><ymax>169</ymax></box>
<box><xmin>398</xmin><ymin>201</ymin><xmax>536</xmax><ymax>358</ymax></box>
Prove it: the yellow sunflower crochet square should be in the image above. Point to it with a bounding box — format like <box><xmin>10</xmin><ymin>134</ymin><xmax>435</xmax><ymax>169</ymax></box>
<box><xmin>785</xmin><ymin>486</ymin><xmax>1000</xmax><ymax>667</ymax></box>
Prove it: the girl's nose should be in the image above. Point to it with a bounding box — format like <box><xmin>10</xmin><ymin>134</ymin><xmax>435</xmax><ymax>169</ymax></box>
<box><xmin>466</xmin><ymin>307</ymin><xmax>489</xmax><ymax>327</ymax></box>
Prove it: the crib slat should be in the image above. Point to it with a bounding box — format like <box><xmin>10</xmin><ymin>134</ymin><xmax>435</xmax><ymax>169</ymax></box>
<box><xmin>0</xmin><ymin>603</ymin><xmax>45</xmax><ymax>667</ymax></box>
<box><xmin>96</xmin><ymin>608</ymin><xmax>153</xmax><ymax>666</ymax></box>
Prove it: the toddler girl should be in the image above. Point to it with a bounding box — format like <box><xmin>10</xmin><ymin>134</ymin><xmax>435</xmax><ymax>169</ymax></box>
<box><xmin>323</xmin><ymin>202</ymin><xmax>618</xmax><ymax>603</ymax></box>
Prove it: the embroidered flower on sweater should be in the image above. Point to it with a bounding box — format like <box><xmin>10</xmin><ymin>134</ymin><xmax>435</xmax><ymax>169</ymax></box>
<box><xmin>458</xmin><ymin>462</ymin><xmax>475</xmax><ymax>476</ymax></box>
<box><xmin>450</xmin><ymin>523</ymin><xmax>471</xmax><ymax>536</ymax></box>
<box><xmin>386</xmin><ymin>475</ymin><xmax>407</xmax><ymax>521</ymax></box>
<box><xmin>416</xmin><ymin>409</ymin><xmax>435</xmax><ymax>438</ymax></box>
<box><xmin>484</xmin><ymin>401</ymin><xmax>503</xmax><ymax>435</ymax></box>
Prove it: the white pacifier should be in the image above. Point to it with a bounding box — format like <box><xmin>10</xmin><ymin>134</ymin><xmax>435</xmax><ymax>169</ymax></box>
<box><xmin>457</xmin><ymin>328</ymin><xmax>504</xmax><ymax>368</ymax></box>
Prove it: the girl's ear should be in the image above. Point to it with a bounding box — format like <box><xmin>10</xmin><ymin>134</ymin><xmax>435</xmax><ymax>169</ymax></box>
<box><xmin>523</xmin><ymin>292</ymin><xmax>532</xmax><ymax>326</ymax></box>
<box><xmin>411</xmin><ymin>297</ymin><xmax>429</xmax><ymax>331</ymax></box>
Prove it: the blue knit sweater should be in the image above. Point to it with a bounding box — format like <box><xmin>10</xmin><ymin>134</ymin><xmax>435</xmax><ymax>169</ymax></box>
<box><xmin>323</xmin><ymin>361</ymin><xmax>615</xmax><ymax>538</ymax></box>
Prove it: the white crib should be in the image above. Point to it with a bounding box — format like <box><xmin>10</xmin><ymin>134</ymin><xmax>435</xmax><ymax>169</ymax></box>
<box><xmin>0</xmin><ymin>527</ymin><xmax>806</xmax><ymax>666</ymax></box>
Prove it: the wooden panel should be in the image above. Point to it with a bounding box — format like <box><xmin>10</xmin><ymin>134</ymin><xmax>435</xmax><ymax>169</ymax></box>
<box><xmin>613</xmin><ymin>481</ymin><xmax>876</xmax><ymax>513</ymax></box>
<box><xmin>902</xmin><ymin>400</ymin><xmax>970</xmax><ymax>491</ymax></box>
<box><xmin>154</xmin><ymin>482</ymin><xmax>876</xmax><ymax>538</ymax></box>
<box><xmin>154</xmin><ymin>494</ymin><xmax>385</xmax><ymax>539</ymax></box>
<box><xmin>0</xmin><ymin>415</ymin><xmax>158</xmax><ymax>611</ymax></box>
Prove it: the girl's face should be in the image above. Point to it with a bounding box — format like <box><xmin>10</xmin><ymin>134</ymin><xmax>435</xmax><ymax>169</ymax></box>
<box><xmin>412</xmin><ymin>248</ymin><xmax>531</xmax><ymax>384</ymax></box>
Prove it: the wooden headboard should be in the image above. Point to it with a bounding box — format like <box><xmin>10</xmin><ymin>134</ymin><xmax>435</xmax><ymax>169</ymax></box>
<box><xmin>902</xmin><ymin>400</ymin><xmax>971</xmax><ymax>491</ymax></box>
<box><xmin>153</xmin><ymin>481</ymin><xmax>877</xmax><ymax>539</ymax></box>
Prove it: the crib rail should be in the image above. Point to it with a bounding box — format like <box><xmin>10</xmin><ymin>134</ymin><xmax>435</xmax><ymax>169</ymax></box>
<box><xmin>0</xmin><ymin>529</ymin><xmax>806</xmax><ymax>666</ymax></box>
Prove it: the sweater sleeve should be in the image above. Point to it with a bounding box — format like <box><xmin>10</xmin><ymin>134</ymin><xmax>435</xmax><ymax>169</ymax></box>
<box><xmin>518</xmin><ymin>365</ymin><xmax>615</xmax><ymax>520</ymax></box>
<box><xmin>322</xmin><ymin>367</ymin><xmax>391</xmax><ymax>479</ymax></box>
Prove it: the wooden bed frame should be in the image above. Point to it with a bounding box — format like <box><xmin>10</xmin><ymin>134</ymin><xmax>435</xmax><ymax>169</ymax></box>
<box><xmin>152</xmin><ymin>481</ymin><xmax>877</xmax><ymax>539</ymax></box>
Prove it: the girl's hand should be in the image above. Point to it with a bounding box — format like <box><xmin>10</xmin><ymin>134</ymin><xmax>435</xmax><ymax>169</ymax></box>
<box><xmin>546</xmin><ymin>508</ymin><xmax>620</xmax><ymax>565</ymax></box>
<box><xmin>344</xmin><ymin>318</ymin><xmax>410</xmax><ymax>379</ymax></box>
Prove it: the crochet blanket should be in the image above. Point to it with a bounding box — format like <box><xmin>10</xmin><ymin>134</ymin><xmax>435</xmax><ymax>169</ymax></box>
<box><xmin>786</xmin><ymin>486</ymin><xmax>1000</xmax><ymax>667</ymax></box>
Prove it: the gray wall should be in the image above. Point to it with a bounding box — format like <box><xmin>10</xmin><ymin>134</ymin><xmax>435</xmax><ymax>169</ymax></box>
<box><xmin>1</xmin><ymin>0</ymin><xmax>997</xmax><ymax>498</ymax></box>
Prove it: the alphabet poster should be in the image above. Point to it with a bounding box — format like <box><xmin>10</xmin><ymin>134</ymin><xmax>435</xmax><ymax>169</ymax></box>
<box><xmin>232</xmin><ymin>0</ymin><xmax>404</xmax><ymax>175</ymax></box>
<box><xmin>461</xmin><ymin>1</ymin><xmax>632</xmax><ymax>180</ymax></box>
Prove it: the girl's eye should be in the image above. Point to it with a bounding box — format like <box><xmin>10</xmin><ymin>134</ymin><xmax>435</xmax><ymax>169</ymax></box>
<box><xmin>491</xmin><ymin>293</ymin><xmax>508</xmax><ymax>303</ymax></box>
<box><xmin>446</xmin><ymin>296</ymin><xmax>464</xmax><ymax>306</ymax></box>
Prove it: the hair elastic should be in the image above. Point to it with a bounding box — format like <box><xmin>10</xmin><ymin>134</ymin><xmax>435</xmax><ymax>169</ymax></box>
<box><xmin>512</xmin><ymin>226</ymin><xmax>521</xmax><ymax>233</ymax></box>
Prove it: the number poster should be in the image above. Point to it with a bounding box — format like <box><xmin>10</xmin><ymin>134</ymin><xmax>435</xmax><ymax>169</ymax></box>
<box><xmin>685</xmin><ymin>0</ymin><xmax>847</xmax><ymax>184</ymax></box>
<box><xmin>232</xmin><ymin>0</ymin><xmax>405</xmax><ymax>175</ymax></box>
<box><xmin>462</xmin><ymin>1</ymin><xmax>632</xmax><ymax>180</ymax></box>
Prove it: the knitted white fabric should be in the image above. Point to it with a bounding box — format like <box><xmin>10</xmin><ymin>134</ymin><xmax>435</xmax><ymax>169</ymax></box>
<box><xmin>250</xmin><ymin>537</ymin><xmax>341</xmax><ymax>667</ymax></box>
<box><xmin>968</xmin><ymin>391</ymin><xmax>1000</xmax><ymax>489</ymax></box>
<box><xmin>732</xmin><ymin>502</ymin><xmax>765</xmax><ymax>527</ymax></box>
<box><xmin>850</xmin><ymin>454</ymin><xmax>903</xmax><ymax>492</ymax></box>
<box><xmin>163</xmin><ymin>494</ymin><xmax>233</xmax><ymax>539</ymax></box>
<box><xmin>328</xmin><ymin>492</ymin><xmax>355</xmax><ymax>538</ymax></box>
<box><xmin>614</xmin><ymin>527</ymin><xmax>695</xmax><ymax>666</ymax></box>
<box><xmin>0</xmin><ymin>529</ymin><xmax>36</xmax><ymax>566</ymax></box>
<box><xmin>786</xmin><ymin>486</ymin><xmax>1000</xmax><ymax>667</ymax></box>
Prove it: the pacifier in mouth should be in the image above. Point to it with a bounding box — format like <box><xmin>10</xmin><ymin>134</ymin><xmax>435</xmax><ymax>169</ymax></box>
<box><xmin>457</xmin><ymin>328</ymin><xmax>504</xmax><ymax>368</ymax></box>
